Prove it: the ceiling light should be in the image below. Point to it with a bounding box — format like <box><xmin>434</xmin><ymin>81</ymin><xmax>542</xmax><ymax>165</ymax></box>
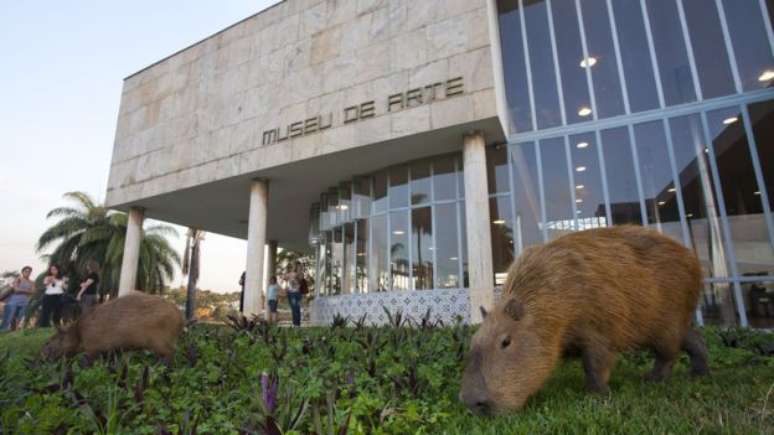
<box><xmin>759</xmin><ymin>70</ymin><xmax>774</xmax><ymax>82</ymax></box>
<box><xmin>449</xmin><ymin>257</ymin><xmax>459</xmax><ymax>261</ymax></box>
<box><xmin>493</xmin><ymin>219</ymin><xmax>506</xmax><ymax>225</ymax></box>
<box><xmin>658</xmin><ymin>201</ymin><xmax>666</xmax><ymax>206</ymax></box>
<box><xmin>576</xmin><ymin>166</ymin><xmax>587</xmax><ymax>172</ymax></box>
<box><xmin>578</xmin><ymin>107</ymin><xmax>592</xmax><ymax>117</ymax></box>
<box><xmin>575</xmin><ymin>198</ymin><xmax>583</xmax><ymax>204</ymax></box>
<box><xmin>686</xmin><ymin>213</ymin><xmax>693</xmax><ymax>218</ymax></box>
<box><xmin>580</xmin><ymin>57</ymin><xmax>597</xmax><ymax>68</ymax></box>
<box><xmin>754</xmin><ymin>191</ymin><xmax>761</xmax><ymax>195</ymax></box>
<box><xmin>576</xmin><ymin>210</ymin><xmax>582</xmax><ymax>214</ymax></box>
<box><xmin>338</xmin><ymin>205</ymin><xmax>349</xmax><ymax>210</ymax></box>
<box><xmin>723</xmin><ymin>116</ymin><xmax>738</xmax><ymax>125</ymax></box>
<box><xmin>576</xmin><ymin>184</ymin><xmax>585</xmax><ymax>190</ymax></box>
<box><xmin>668</xmin><ymin>187</ymin><xmax>676</xmax><ymax>193</ymax></box>
<box><xmin>393</xmin><ymin>230</ymin><xmax>405</xmax><ymax>235</ymax></box>
<box><xmin>577</xmin><ymin>142</ymin><xmax>589</xmax><ymax>149</ymax></box>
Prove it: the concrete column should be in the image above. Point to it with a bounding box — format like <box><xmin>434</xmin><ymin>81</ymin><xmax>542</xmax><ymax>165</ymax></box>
<box><xmin>245</xmin><ymin>179</ymin><xmax>269</xmax><ymax>317</ymax></box>
<box><xmin>463</xmin><ymin>132</ymin><xmax>495</xmax><ymax>324</ymax></box>
<box><xmin>264</xmin><ymin>240</ymin><xmax>278</xmax><ymax>317</ymax></box>
<box><xmin>118</xmin><ymin>207</ymin><xmax>145</xmax><ymax>296</ymax></box>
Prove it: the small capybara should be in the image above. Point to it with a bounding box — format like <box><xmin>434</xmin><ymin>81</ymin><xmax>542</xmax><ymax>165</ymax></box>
<box><xmin>41</xmin><ymin>291</ymin><xmax>185</xmax><ymax>362</ymax></box>
<box><xmin>460</xmin><ymin>225</ymin><xmax>709</xmax><ymax>414</ymax></box>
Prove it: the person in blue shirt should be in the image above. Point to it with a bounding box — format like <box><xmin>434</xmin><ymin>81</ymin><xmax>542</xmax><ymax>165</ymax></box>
<box><xmin>266</xmin><ymin>276</ymin><xmax>279</xmax><ymax>324</ymax></box>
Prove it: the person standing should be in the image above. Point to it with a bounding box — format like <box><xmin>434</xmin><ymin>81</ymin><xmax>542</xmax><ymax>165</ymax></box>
<box><xmin>76</xmin><ymin>261</ymin><xmax>99</xmax><ymax>312</ymax></box>
<box><xmin>239</xmin><ymin>271</ymin><xmax>246</xmax><ymax>313</ymax></box>
<box><xmin>1</xmin><ymin>266</ymin><xmax>35</xmax><ymax>331</ymax></box>
<box><xmin>266</xmin><ymin>276</ymin><xmax>279</xmax><ymax>324</ymax></box>
<box><xmin>39</xmin><ymin>264</ymin><xmax>66</xmax><ymax>328</ymax></box>
<box><xmin>284</xmin><ymin>262</ymin><xmax>303</xmax><ymax>327</ymax></box>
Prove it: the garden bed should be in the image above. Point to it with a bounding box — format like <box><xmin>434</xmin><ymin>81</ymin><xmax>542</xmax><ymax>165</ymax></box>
<box><xmin>0</xmin><ymin>320</ymin><xmax>771</xmax><ymax>434</ymax></box>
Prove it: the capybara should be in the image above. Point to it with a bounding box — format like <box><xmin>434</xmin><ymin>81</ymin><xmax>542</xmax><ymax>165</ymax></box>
<box><xmin>460</xmin><ymin>226</ymin><xmax>709</xmax><ymax>414</ymax></box>
<box><xmin>41</xmin><ymin>291</ymin><xmax>184</xmax><ymax>362</ymax></box>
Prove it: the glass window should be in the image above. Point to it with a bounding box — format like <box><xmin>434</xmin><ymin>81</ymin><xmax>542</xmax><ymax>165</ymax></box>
<box><xmin>633</xmin><ymin>121</ymin><xmax>682</xmax><ymax>242</ymax></box>
<box><xmin>646</xmin><ymin>0</ymin><xmax>697</xmax><ymax>106</ymax></box>
<box><xmin>669</xmin><ymin>114</ymin><xmax>727</xmax><ymax>279</ymax></box>
<box><xmin>390</xmin><ymin>210</ymin><xmax>410</xmax><ymax>291</ymax></box>
<box><xmin>412</xmin><ymin>207</ymin><xmax>434</xmax><ymax>290</ymax></box>
<box><xmin>498</xmin><ymin>0</ymin><xmax>534</xmax><ymax>132</ymax></box>
<box><xmin>722</xmin><ymin>0</ymin><xmax>774</xmax><ymax>91</ymax></box>
<box><xmin>342</xmin><ymin>223</ymin><xmax>355</xmax><ymax>294</ymax></box>
<box><xmin>601</xmin><ymin>127</ymin><xmax>642</xmax><ymax>225</ymax></box>
<box><xmin>369</xmin><ymin>214</ymin><xmax>389</xmax><ymax>292</ymax></box>
<box><xmin>569</xmin><ymin>132</ymin><xmax>607</xmax><ymax>229</ymax></box>
<box><xmin>487</xmin><ymin>145</ymin><xmax>510</xmax><ymax>194</ymax></box>
<box><xmin>748</xmin><ymin>100</ymin><xmax>774</xmax><ymax>211</ymax></box>
<box><xmin>352</xmin><ymin>177</ymin><xmax>371</xmax><ymax>220</ymax></box>
<box><xmin>457</xmin><ymin>155</ymin><xmax>465</xmax><ymax>200</ymax></box>
<box><xmin>540</xmin><ymin>137</ymin><xmax>575</xmax><ymax>239</ymax></box>
<box><xmin>490</xmin><ymin>196</ymin><xmax>515</xmax><ymax>285</ymax></box>
<box><xmin>460</xmin><ymin>201</ymin><xmax>469</xmax><ymax>288</ymax></box>
<box><xmin>699</xmin><ymin>281</ymin><xmax>739</xmax><ymax>326</ymax></box>
<box><xmin>682</xmin><ymin>0</ymin><xmax>735</xmax><ymax>99</ymax></box>
<box><xmin>356</xmin><ymin>219</ymin><xmax>369</xmax><ymax>293</ymax></box>
<box><xmin>581</xmin><ymin>0</ymin><xmax>625</xmax><ymax>118</ymax></box>
<box><xmin>433</xmin><ymin>155</ymin><xmax>457</xmax><ymax>201</ymax></box>
<box><xmin>373</xmin><ymin>171</ymin><xmax>388</xmax><ymax>214</ymax></box>
<box><xmin>610</xmin><ymin>0</ymin><xmax>660</xmax><ymax>112</ymax></box>
<box><xmin>410</xmin><ymin>160</ymin><xmax>432</xmax><ymax>205</ymax></box>
<box><xmin>552</xmin><ymin>0</ymin><xmax>593</xmax><ymax>124</ymax></box>
<box><xmin>338</xmin><ymin>182</ymin><xmax>352</xmax><ymax>224</ymax></box>
<box><xmin>524</xmin><ymin>0</ymin><xmax>562</xmax><ymax>129</ymax></box>
<box><xmin>436</xmin><ymin>203</ymin><xmax>461</xmax><ymax>289</ymax></box>
<box><xmin>510</xmin><ymin>142</ymin><xmax>543</xmax><ymax>252</ymax></box>
<box><xmin>706</xmin><ymin>107</ymin><xmax>773</xmax><ymax>277</ymax></box>
<box><xmin>389</xmin><ymin>166</ymin><xmax>409</xmax><ymax>209</ymax></box>
<box><xmin>331</xmin><ymin>227</ymin><xmax>344</xmax><ymax>295</ymax></box>
<box><xmin>319</xmin><ymin>232</ymin><xmax>332</xmax><ymax>295</ymax></box>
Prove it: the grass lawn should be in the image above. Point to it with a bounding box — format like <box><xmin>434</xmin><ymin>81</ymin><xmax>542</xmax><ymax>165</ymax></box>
<box><xmin>0</xmin><ymin>324</ymin><xmax>771</xmax><ymax>434</ymax></box>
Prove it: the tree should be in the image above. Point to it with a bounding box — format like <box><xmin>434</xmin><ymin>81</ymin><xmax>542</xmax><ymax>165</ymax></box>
<box><xmin>37</xmin><ymin>192</ymin><xmax>181</xmax><ymax>297</ymax></box>
<box><xmin>182</xmin><ymin>228</ymin><xmax>204</xmax><ymax>320</ymax></box>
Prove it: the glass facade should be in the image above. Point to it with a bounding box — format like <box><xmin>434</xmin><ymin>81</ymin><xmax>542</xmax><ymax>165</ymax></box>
<box><xmin>311</xmin><ymin>154</ymin><xmax>467</xmax><ymax>295</ymax></box>
<box><xmin>497</xmin><ymin>0</ymin><xmax>774</xmax><ymax>327</ymax></box>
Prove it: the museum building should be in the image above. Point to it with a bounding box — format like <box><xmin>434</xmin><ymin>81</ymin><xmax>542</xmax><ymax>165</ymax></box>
<box><xmin>107</xmin><ymin>0</ymin><xmax>774</xmax><ymax>327</ymax></box>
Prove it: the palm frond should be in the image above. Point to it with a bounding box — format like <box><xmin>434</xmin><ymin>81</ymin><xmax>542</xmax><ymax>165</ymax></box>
<box><xmin>62</xmin><ymin>191</ymin><xmax>96</xmax><ymax>211</ymax></box>
<box><xmin>45</xmin><ymin>207</ymin><xmax>83</xmax><ymax>219</ymax></box>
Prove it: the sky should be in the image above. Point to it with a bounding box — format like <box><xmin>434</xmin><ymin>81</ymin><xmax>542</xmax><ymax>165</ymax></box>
<box><xmin>0</xmin><ymin>1</ymin><xmax>280</xmax><ymax>293</ymax></box>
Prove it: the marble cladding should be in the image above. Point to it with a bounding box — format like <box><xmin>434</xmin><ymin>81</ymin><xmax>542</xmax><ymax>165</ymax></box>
<box><xmin>107</xmin><ymin>0</ymin><xmax>499</xmax><ymax>207</ymax></box>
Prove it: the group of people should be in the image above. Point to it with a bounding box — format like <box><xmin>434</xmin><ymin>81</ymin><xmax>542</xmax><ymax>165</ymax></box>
<box><xmin>0</xmin><ymin>262</ymin><xmax>100</xmax><ymax>331</ymax></box>
<box><xmin>239</xmin><ymin>261</ymin><xmax>308</xmax><ymax>326</ymax></box>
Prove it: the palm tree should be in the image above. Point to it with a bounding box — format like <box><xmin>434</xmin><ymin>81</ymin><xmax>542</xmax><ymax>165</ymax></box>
<box><xmin>182</xmin><ymin>228</ymin><xmax>204</xmax><ymax>320</ymax></box>
<box><xmin>37</xmin><ymin>192</ymin><xmax>181</xmax><ymax>297</ymax></box>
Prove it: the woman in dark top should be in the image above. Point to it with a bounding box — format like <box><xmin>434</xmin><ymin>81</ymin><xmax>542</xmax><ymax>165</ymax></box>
<box><xmin>76</xmin><ymin>261</ymin><xmax>99</xmax><ymax>312</ymax></box>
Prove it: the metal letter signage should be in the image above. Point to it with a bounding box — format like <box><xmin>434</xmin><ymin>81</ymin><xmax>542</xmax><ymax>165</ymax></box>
<box><xmin>261</xmin><ymin>77</ymin><xmax>465</xmax><ymax>146</ymax></box>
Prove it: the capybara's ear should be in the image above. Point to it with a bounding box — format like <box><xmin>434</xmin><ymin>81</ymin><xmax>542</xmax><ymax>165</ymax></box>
<box><xmin>480</xmin><ymin>306</ymin><xmax>488</xmax><ymax>319</ymax></box>
<box><xmin>504</xmin><ymin>299</ymin><xmax>524</xmax><ymax>321</ymax></box>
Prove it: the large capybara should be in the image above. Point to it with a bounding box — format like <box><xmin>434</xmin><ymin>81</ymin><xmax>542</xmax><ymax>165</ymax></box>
<box><xmin>460</xmin><ymin>225</ymin><xmax>709</xmax><ymax>414</ymax></box>
<box><xmin>41</xmin><ymin>291</ymin><xmax>184</xmax><ymax>362</ymax></box>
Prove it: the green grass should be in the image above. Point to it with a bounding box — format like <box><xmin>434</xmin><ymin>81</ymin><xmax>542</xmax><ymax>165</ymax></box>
<box><xmin>0</xmin><ymin>325</ymin><xmax>771</xmax><ymax>434</ymax></box>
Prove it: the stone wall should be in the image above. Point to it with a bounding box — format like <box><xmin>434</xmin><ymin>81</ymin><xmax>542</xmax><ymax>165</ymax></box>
<box><xmin>107</xmin><ymin>0</ymin><xmax>500</xmax><ymax>207</ymax></box>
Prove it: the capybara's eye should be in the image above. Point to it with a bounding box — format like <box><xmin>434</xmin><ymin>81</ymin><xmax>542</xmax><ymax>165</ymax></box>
<box><xmin>501</xmin><ymin>337</ymin><xmax>511</xmax><ymax>349</ymax></box>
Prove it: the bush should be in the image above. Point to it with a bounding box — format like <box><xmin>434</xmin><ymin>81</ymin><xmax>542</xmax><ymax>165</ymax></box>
<box><xmin>0</xmin><ymin>322</ymin><xmax>771</xmax><ymax>434</ymax></box>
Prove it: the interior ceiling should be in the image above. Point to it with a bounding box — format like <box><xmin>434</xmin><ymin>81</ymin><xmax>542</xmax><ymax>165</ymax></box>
<box><xmin>114</xmin><ymin>117</ymin><xmax>504</xmax><ymax>253</ymax></box>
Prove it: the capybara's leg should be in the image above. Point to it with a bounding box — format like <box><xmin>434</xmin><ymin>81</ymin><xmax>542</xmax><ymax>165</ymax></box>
<box><xmin>681</xmin><ymin>328</ymin><xmax>710</xmax><ymax>376</ymax></box>
<box><xmin>582</xmin><ymin>344</ymin><xmax>617</xmax><ymax>394</ymax></box>
<box><xmin>646</xmin><ymin>340</ymin><xmax>681</xmax><ymax>382</ymax></box>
